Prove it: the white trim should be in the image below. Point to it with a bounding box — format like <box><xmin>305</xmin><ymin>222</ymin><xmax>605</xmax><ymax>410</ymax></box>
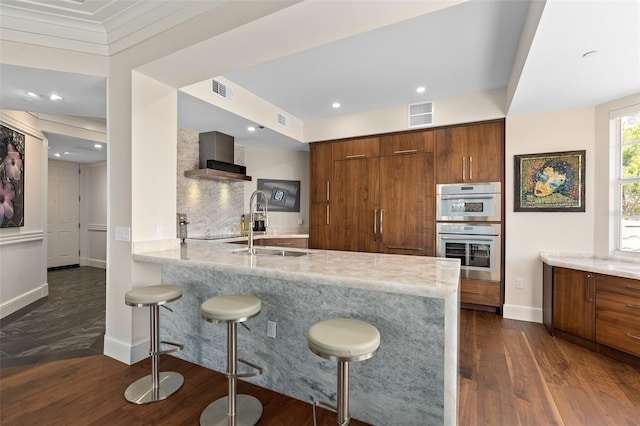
<box><xmin>103</xmin><ymin>334</ymin><xmax>149</xmax><ymax>365</ymax></box>
<box><xmin>88</xmin><ymin>223</ymin><xmax>108</xmax><ymax>232</ymax></box>
<box><xmin>0</xmin><ymin>230</ymin><xmax>45</xmax><ymax>245</ymax></box>
<box><xmin>0</xmin><ymin>283</ymin><xmax>48</xmax><ymax>319</ymax></box>
<box><xmin>610</xmin><ymin>103</ymin><xmax>640</xmax><ymax>119</ymax></box>
<box><xmin>82</xmin><ymin>257</ymin><xmax>106</xmax><ymax>269</ymax></box>
<box><xmin>502</xmin><ymin>304</ymin><xmax>542</xmax><ymax>323</ymax></box>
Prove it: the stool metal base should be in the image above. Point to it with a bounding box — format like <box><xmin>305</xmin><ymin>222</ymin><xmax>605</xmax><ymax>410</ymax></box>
<box><xmin>200</xmin><ymin>394</ymin><xmax>263</xmax><ymax>426</ymax></box>
<box><xmin>124</xmin><ymin>371</ymin><xmax>184</xmax><ymax>404</ymax></box>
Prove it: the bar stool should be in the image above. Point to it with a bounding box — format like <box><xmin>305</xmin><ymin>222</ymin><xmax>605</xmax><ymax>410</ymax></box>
<box><xmin>200</xmin><ymin>294</ymin><xmax>263</xmax><ymax>426</ymax></box>
<box><xmin>124</xmin><ymin>284</ymin><xmax>184</xmax><ymax>404</ymax></box>
<box><xmin>308</xmin><ymin>318</ymin><xmax>381</xmax><ymax>426</ymax></box>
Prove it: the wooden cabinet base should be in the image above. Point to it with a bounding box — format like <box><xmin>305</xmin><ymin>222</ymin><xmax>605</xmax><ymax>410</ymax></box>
<box><xmin>461</xmin><ymin>279</ymin><xmax>501</xmax><ymax>307</ymax></box>
<box><xmin>554</xmin><ymin>329</ymin><xmax>640</xmax><ymax>369</ymax></box>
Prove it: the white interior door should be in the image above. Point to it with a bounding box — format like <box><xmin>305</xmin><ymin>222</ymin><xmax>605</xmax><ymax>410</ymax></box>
<box><xmin>48</xmin><ymin>161</ymin><xmax>80</xmax><ymax>268</ymax></box>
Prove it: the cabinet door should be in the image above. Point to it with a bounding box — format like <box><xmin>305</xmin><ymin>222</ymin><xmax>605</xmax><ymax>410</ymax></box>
<box><xmin>332</xmin><ymin>137</ymin><xmax>379</xmax><ymax>160</ymax></box>
<box><xmin>435</xmin><ymin>127</ymin><xmax>466</xmax><ymax>184</ymax></box>
<box><xmin>465</xmin><ymin>121</ymin><xmax>503</xmax><ymax>183</ymax></box>
<box><xmin>379</xmin><ymin>152</ymin><xmax>433</xmax><ymax>256</ymax></box>
<box><xmin>331</xmin><ymin>157</ymin><xmax>379</xmax><ymax>253</ymax></box>
<box><xmin>553</xmin><ymin>267</ymin><xmax>595</xmax><ymax>340</ymax></box>
<box><xmin>309</xmin><ymin>143</ymin><xmax>332</xmax><ymax>203</ymax></box>
<box><xmin>309</xmin><ymin>202</ymin><xmax>331</xmax><ymax>249</ymax></box>
<box><xmin>435</xmin><ymin>121</ymin><xmax>504</xmax><ymax>184</ymax></box>
<box><xmin>380</xmin><ymin>130</ymin><xmax>434</xmax><ymax>156</ymax></box>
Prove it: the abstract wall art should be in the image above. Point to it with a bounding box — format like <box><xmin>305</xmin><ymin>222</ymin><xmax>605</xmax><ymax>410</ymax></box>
<box><xmin>1</xmin><ymin>124</ymin><xmax>25</xmax><ymax>227</ymax></box>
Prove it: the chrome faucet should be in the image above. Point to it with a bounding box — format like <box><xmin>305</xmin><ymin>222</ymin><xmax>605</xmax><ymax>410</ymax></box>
<box><xmin>248</xmin><ymin>190</ymin><xmax>268</xmax><ymax>254</ymax></box>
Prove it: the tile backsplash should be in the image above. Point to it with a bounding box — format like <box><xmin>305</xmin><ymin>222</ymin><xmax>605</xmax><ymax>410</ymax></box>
<box><xmin>177</xmin><ymin>128</ymin><xmax>245</xmax><ymax>238</ymax></box>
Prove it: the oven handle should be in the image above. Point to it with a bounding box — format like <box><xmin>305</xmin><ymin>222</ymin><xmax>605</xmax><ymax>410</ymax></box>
<box><xmin>440</xmin><ymin>194</ymin><xmax>495</xmax><ymax>200</ymax></box>
<box><xmin>439</xmin><ymin>235</ymin><xmax>497</xmax><ymax>241</ymax></box>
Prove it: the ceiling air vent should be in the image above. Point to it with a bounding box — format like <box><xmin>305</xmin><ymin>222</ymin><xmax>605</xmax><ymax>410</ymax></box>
<box><xmin>211</xmin><ymin>79</ymin><xmax>234</xmax><ymax>101</ymax></box>
<box><xmin>408</xmin><ymin>101</ymin><xmax>433</xmax><ymax>128</ymax></box>
<box><xmin>276</xmin><ymin>112</ymin><xmax>290</xmax><ymax>128</ymax></box>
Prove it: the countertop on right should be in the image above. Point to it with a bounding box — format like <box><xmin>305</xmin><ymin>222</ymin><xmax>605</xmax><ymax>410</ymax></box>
<box><xmin>540</xmin><ymin>252</ymin><xmax>640</xmax><ymax>280</ymax></box>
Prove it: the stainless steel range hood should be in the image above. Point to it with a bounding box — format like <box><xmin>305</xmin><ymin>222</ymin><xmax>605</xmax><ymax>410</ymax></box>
<box><xmin>184</xmin><ymin>131</ymin><xmax>252</xmax><ymax>182</ymax></box>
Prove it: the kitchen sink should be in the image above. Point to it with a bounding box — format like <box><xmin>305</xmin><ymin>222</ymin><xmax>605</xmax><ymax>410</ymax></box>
<box><xmin>231</xmin><ymin>247</ymin><xmax>311</xmax><ymax>257</ymax></box>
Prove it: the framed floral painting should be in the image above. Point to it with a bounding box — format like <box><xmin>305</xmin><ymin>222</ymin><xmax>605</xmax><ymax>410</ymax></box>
<box><xmin>514</xmin><ymin>150</ymin><xmax>585</xmax><ymax>212</ymax></box>
<box><xmin>1</xmin><ymin>124</ymin><xmax>25</xmax><ymax>227</ymax></box>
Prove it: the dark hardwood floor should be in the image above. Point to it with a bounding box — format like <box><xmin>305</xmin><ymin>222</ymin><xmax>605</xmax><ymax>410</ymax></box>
<box><xmin>2</xmin><ymin>287</ymin><xmax>640</xmax><ymax>424</ymax></box>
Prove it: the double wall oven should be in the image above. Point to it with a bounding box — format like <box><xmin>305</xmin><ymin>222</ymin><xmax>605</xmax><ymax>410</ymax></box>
<box><xmin>436</xmin><ymin>182</ymin><xmax>502</xmax><ymax>282</ymax></box>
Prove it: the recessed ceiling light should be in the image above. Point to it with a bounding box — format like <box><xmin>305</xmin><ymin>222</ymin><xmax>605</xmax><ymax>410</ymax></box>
<box><xmin>332</xmin><ymin>102</ymin><xmax>341</xmax><ymax>109</ymax></box>
<box><xmin>416</xmin><ymin>86</ymin><xmax>426</xmax><ymax>93</ymax></box>
<box><xmin>53</xmin><ymin>153</ymin><xmax>61</xmax><ymax>157</ymax></box>
<box><xmin>582</xmin><ymin>50</ymin><xmax>599</xmax><ymax>58</ymax></box>
<box><xmin>50</xmin><ymin>94</ymin><xmax>63</xmax><ymax>101</ymax></box>
<box><xmin>94</xmin><ymin>143</ymin><xmax>102</xmax><ymax>149</ymax></box>
<box><xmin>25</xmin><ymin>91</ymin><xmax>39</xmax><ymax>98</ymax></box>
<box><xmin>248</xmin><ymin>126</ymin><xmax>256</xmax><ymax>132</ymax></box>
<box><xmin>63</xmin><ymin>151</ymin><xmax>70</xmax><ymax>155</ymax></box>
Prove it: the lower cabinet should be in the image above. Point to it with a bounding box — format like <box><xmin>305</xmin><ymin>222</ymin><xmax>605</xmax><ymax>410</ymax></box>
<box><xmin>543</xmin><ymin>263</ymin><xmax>640</xmax><ymax>363</ymax></box>
<box><xmin>552</xmin><ymin>267</ymin><xmax>595</xmax><ymax>341</ymax></box>
<box><xmin>596</xmin><ymin>275</ymin><xmax>640</xmax><ymax>357</ymax></box>
<box><xmin>460</xmin><ymin>279</ymin><xmax>500</xmax><ymax>307</ymax></box>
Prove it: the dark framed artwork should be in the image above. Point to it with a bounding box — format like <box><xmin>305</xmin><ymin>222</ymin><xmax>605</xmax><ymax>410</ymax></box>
<box><xmin>1</xmin><ymin>124</ymin><xmax>25</xmax><ymax>227</ymax></box>
<box><xmin>514</xmin><ymin>150</ymin><xmax>585</xmax><ymax>212</ymax></box>
<box><xmin>257</xmin><ymin>178</ymin><xmax>301</xmax><ymax>212</ymax></box>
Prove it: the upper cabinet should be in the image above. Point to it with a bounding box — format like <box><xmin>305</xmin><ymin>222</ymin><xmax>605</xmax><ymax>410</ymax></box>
<box><xmin>380</xmin><ymin>130</ymin><xmax>434</xmax><ymax>156</ymax></box>
<box><xmin>435</xmin><ymin>120</ymin><xmax>504</xmax><ymax>184</ymax></box>
<box><xmin>309</xmin><ymin>142</ymin><xmax>332</xmax><ymax>203</ymax></box>
<box><xmin>332</xmin><ymin>136</ymin><xmax>380</xmax><ymax>160</ymax></box>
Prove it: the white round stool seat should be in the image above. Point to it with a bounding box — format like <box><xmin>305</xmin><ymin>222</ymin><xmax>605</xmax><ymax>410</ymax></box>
<box><xmin>308</xmin><ymin>318</ymin><xmax>380</xmax><ymax>361</ymax></box>
<box><xmin>125</xmin><ymin>284</ymin><xmax>182</xmax><ymax>307</ymax></box>
<box><xmin>201</xmin><ymin>294</ymin><xmax>261</xmax><ymax>323</ymax></box>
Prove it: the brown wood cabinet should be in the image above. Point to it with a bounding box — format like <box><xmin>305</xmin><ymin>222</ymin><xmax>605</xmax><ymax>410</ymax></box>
<box><xmin>552</xmin><ymin>267</ymin><xmax>595</xmax><ymax>340</ymax></box>
<box><xmin>309</xmin><ymin>143</ymin><xmax>332</xmax><ymax>249</ymax></box>
<box><xmin>461</xmin><ymin>278</ymin><xmax>501</xmax><ymax>307</ymax></box>
<box><xmin>331</xmin><ymin>155</ymin><xmax>380</xmax><ymax>253</ymax></box>
<box><xmin>435</xmin><ymin>120</ymin><xmax>504</xmax><ymax>184</ymax></box>
<box><xmin>596</xmin><ymin>275</ymin><xmax>640</xmax><ymax>357</ymax></box>
<box><xmin>255</xmin><ymin>237</ymin><xmax>308</xmax><ymax>249</ymax></box>
<box><xmin>309</xmin><ymin>131</ymin><xmax>435</xmax><ymax>256</ymax></box>
<box><xmin>543</xmin><ymin>263</ymin><xmax>640</xmax><ymax>365</ymax></box>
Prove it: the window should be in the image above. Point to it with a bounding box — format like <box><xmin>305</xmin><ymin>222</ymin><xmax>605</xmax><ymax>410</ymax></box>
<box><xmin>613</xmin><ymin>106</ymin><xmax>640</xmax><ymax>255</ymax></box>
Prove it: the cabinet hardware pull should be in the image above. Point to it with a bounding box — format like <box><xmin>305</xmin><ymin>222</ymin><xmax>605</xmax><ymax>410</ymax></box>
<box><xmin>393</xmin><ymin>149</ymin><xmax>417</xmax><ymax>154</ymax></box>
<box><xmin>626</xmin><ymin>285</ymin><xmax>640</xmax><ymax>291</ymax></box>
<box><xmin>326</xmin><ymin>205</ymin><xmax>330</xmax><ymax>225</ymax></box>
<box><xmin>462</xmin><ymin>290</ymin><xmax>483</xmax><ymax>295</ymax></box>
<box><xmin>379</xmin><ymin>210</ymin><xmax>384</xmax><ymax>239</ymax></box>
<box><xmin>469</xmin><ymin>156</ymin><xmax>473</xmax><ymax>180</ymax></box>
<box><xmin>462</xmin><ymin>157</ymin><xmax>466</xmax><ymax>181</ymax></box>
<box><xmin>386</xmin><ymin>246</ymin><xmax>424</xmax><ymax>251</ymax></box>
<box><xmin>326</xmin><ymin>181</ymin><xmax>330</xmax><ymax>201</ymax></box>
<box><xmin>373</xmin><ymin>209</ymin><xmax>378</xmax><ymax>242</ymax></box>
<box><xmin>275</xmin><ymin>242</ymin><xmax>293</xmax><ymax>246</ymax></box>
<box><xmin>346</xmin><ymin>154</ymin><xmax>366</xmax><ymax>159</ymax></box>
<box><xmin>627</xmin><ymin>332</ymin><xmax>640</xmax><ymax>340</ymax></box>
<box><xmin>585</xmin><ymin>274</ymin><xmax>594</xmax><ymax>302</ymax></box>
<box><xmin>625</xmin><ymin>304</ymin><xmax>640</xmax><ymax>310</ymax></box>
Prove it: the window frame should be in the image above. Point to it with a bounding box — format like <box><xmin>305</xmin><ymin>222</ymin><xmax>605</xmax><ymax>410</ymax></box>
<box><xmin>611</xmin><ymin>104</ymin><xmax>640</xmax><ymax>257</ymax></box>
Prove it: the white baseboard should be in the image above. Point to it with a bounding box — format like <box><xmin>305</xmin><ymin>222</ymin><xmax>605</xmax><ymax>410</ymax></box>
<box><xmin>0</xmin><ymin>283</ymin><xmax>48</xmax><ymax>319</ymax></box>
<box><xmin>502</xmin><ymin>304</ymin><xmax>543</xmax><ymax>323</ymax></box>
<box><xmin>103</xmin><ymin>334</ymin><xmax>149</xmax><ymax>365</ymax></box>
<box><xmin>82</xmin><ymin>257</ymin><xmax>106</xmax><ymax>269</ymax></box>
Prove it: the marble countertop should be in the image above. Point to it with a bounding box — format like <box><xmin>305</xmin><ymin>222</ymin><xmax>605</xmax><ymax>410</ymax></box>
<box><xmin>540</xmin><ymin>252</ymin><xmax>640</xmax><ymax>280</ymax></box>
<box><xmin>133</xmin><ymin>240</ymin><xmax>460</xmax><ymax>299</ymax></box>
<box><xmin>188</xmin><ymin>233</ymin><xmax>309</xmax><ymax>243</ymax></box>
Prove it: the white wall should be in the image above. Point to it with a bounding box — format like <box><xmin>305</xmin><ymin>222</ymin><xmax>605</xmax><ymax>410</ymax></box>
<box><xmin>304</xmin><ymin>88</ymin><xmax>507</xmax><ymax>142</ymax></box>
<box><xmin>504</xmin><ymin>107</ymin><xmax>596</xmax><ymax>321</ymax></box>
<box><xmin>0</xmin><ymin>111</ymin><xmax>48</xmax><ymax>318</ymax></box>
<box><xmin>243</xmin><ymin>147</ymin><xmax>309</xmax><ymax>232</ymax></box>
<box><xmin>82</xmin><ymin>161</ymin><xmax>107</xmax><ymax>268</ymax></box>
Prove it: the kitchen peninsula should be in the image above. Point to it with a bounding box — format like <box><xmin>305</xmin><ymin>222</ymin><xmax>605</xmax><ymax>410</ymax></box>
<box><xmin>133</xmin><ymin>239</ymin><xmax>460</xmax><ymax>425</ymax></box>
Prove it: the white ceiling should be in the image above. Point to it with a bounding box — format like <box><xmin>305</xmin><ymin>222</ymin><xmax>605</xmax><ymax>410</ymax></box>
<box><xmin>0</xmin><ymin>0</ymin><xmax>638</xmax><ymax>162</ymax></box>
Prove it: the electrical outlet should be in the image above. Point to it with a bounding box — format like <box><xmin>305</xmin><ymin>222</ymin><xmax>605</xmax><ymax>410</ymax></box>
<box><xmin>267</xmin><ymin>320</ymin><xmax>277</xmax><ymax>338</ymax></box>
<box><xmin>516</xmin><ymin>277</ymin><xmax>524</xmax><ymax>289</ymax></box>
